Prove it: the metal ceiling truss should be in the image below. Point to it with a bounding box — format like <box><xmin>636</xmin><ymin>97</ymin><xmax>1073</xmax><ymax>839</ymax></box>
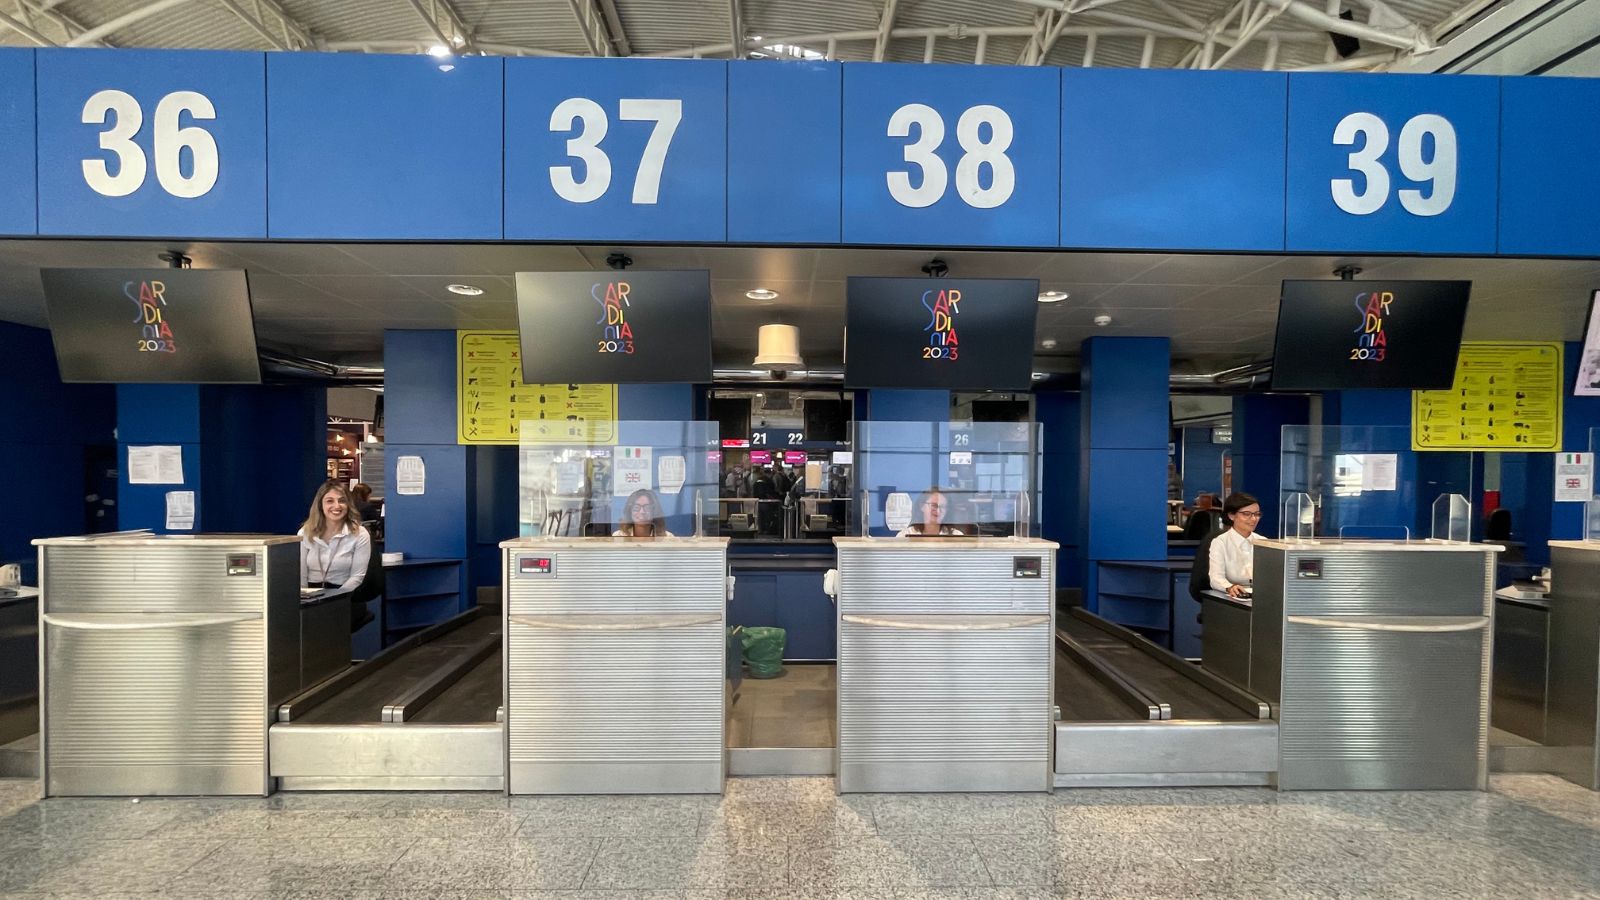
<box><xmin>0</xmin><ymin>0</ymin><xmax>1453</xmax><ymax>74</ymax></box>
<box><xmin>0</xmin><ymin>0</ymin><xmax>111</xmax><ymax>47</ymax></box>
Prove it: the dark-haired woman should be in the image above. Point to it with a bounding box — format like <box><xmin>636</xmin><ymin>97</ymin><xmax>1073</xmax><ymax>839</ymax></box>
<box><xmin>1207</xmin><ymin>492</ymin><xmax>1261</xmax><ymax>598</ymax></box>
<box><xmin>299</xmin><ymin>481</ymin><xmax>372</xmax><ymax>596</ymax></box>
<box><xmin>614</xmin><ymin>488</ymin><xmax>673</xmax><ymax>538</ymax></box>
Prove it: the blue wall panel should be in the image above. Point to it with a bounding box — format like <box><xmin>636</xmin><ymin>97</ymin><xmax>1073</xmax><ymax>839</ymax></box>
<box><xmin>1285</xmin><ymin>73</ymin><xmax>1499</xmax><ymax>254</ymax></box>
<box><xmin>505</xmin><ymin>58</ymin><xmax>727</xmax><ymax>242</ymax></box>
<box><xmin>1084</xmin><ymin>448</ymin><xmax>1168</xmax><ymax>560</ymax></box>
<box><xmin>1037</xmin><ymin>391</ymin><xmax>1081</xmax><ymax>589</ymax></box>
<box><xmin>36</xmin><ymin>49</ymin><xmax>266</xmax><ymax>238</ymax></box>
<box><xmin>728</xmin><ymin>61</ymin><xmax>841</xmax><ymax>244</ymax></box>
<box><xmin>618</xmin><ymin>383</ymin><xmax>696</xmax><ymax>421</ymax></box>
<box><xmin>116</xmin><ymin>443</ymin><xmax>200</xmax><ymax>533</ymax></box>
<box><xmin>1062</xmin><ymin>69</ymin><xmax>1286</xmax><ymax>251</ymax></box>
<box><xmin>1499</xmin><ymin>77</ymin><xmax>1600</xmax><ymax>257</ymax></box>
<box><xmin>116</xmin><ymin>384</ymin><xmax>202</xmax><ymax>442</ymax></box>
<box><xmin>842</xmin><ymin>63</ymin><xmax>1058</xmax><ymax>247</ymax></box>
<box><xmin>1081</xmin><ymin>337</ymin><xmax>1169</xmax><ymax>449</ymax></box>
<box><xmin>385</xmin><ymin>330</ymin><xmax>458</xmax><ymax>445</ymax></box>
<box><xmin>267</xmin><ymin>53</ymin><xmax>503</xmax><ymax>240</ymax></box>
<box><xmin>0</xmin><ymin>49</ymin><xmax>36</xmax><ymax>236</ymax></box>
<box><xmin>384</xmin><ymin>443</ymin><xmax>470</xmax><ymax>559</ymax></box>
<box><xmin>200</xmin><ymin>386</ymin><xmax>326</xmax><ymax>534</ymax></box>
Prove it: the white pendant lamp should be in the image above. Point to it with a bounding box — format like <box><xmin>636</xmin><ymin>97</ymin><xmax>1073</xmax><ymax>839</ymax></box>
<box><xmin>754</xmin><ymin>324</ymin><xmax>803</xmax><ymax>371</ymax></box>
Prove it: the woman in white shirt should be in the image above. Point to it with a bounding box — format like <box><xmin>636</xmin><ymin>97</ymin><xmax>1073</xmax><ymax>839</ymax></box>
<box><xmin>614</xmin><ymin>488</ymin><xmax>674</xmax><ymax>538</ymax></box>
<box><xmin>299</xmin><ymin>481</ymin><xmax>372</xmax><ymax>596</ymax></box>
<box><xmin>1208</xmin><ymin>492</ymin><xmax>1261</xmax><ymax>598</ymax></box>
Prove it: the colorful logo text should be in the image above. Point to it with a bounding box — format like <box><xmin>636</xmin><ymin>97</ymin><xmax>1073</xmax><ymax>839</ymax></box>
<box><xmin>920</xmin><ymin>288</ymin><xmax>961</xmax><ymax>361</ymax></box>
<box><xmin>125</xmin><ymin>279</ymin><xmax>177</xmax><ymax>354</ymax></box>
<box><xmin>1350</xmin><ymin>290</ymin><xmax>1390</xmax><ymax>362</ymax></box>
<box><xmin>592</xmin><ymin>280</ymin><xmax>636</xmax><ymax>355</ymax></box>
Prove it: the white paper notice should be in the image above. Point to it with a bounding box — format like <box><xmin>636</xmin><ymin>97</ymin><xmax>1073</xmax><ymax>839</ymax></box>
<box><xmin>614</xmin><ymin>446</ymin><xmax>653</xmax><ymax>496</ymax></box>
<box><xmin>1555</xmin><ymin>453</ymin><xmax>1594</xmax><ymax>502</ymax></box>
<box><xmin>950</xmin><ymin>451</ymin><xmax>974</xmax><ymax>466</ymax></box>
<box><xmin>164</xmin><ymin>491</ymin><xmax>195</xmax><ymax>530</ymax></box>
<box><xmin>831</xmin><ymin>451</ymin><xmax>853</xmax><ymax>465</ymax></box>
<box><xmin>396</xmin><ymin>455</ymin><xmax>426</xmax><ymax>496</ymax></box>
<box><xmin>1360</xmin><ymin>454</ymin><xmax>1399</xmax><ymax>492</ymax></box>
<box><xmin>128</xmin><ymin>445</ymin><xmax>184</xmax><ymax>485</ymax></box>
<box><xmin>657</xmin><ymin>455</ymin><xmax>686</xmax><ymax>495</ymax></box>
<box><xmin>885</xmin><ymin>492</ymin><xmax>913</xmax><ymax>533</ymax></box>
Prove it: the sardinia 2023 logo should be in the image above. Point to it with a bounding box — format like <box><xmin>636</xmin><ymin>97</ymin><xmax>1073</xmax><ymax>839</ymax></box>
<box><xmin>921</xmin><ymin>287</ymin><xmax>961</xmax><ymax>361</ymax></box>
<box><xmin>1350</xmin><ymin>290</ymin><xmax>1392</xmax><ymax>363</ymax></box>
<box><xmin>592</xmin><ymin>279</ymin><xmax>636</xmax><ymax>355</ymax></box>
<box><xmin>126</xmin><ymin>279</ymin><xmax>177</xmax><ymax>354</ymax></box>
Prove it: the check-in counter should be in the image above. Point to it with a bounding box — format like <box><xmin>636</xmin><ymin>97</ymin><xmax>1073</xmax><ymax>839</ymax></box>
<box><xmin>501</xmin><ymin>536</ymin><xmax>728</xmax><ymax>794</ymax></box>
<box><xmin>833</xmin><ymin>537</ymin><xmax>1056</xmax><ymax>792</ymax></box>
<box><xmin>1200</xmin><ymin>590</ymin><xmax>1254</xmax><ymax>693</ymax></box>
<box><xmin>34</xmin><ymin>533</ymin><xmax>300</xmax><ymax>797</ymax></box>
<box><xmin>1544</xmin><ymin>541</ymin><xmax>1600</xmax><ymax>790</ymax></box>
<box><xmin>1253</xmin><ymin>538</ymin><xmax>1497</xmax><ymax>791</ymax></box>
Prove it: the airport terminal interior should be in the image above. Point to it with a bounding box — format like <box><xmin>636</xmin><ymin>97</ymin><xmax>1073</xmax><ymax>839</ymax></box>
<box><xmin>5</xmin><ymin>0</ymin><xmax>1600</xmax><ymax>897</ymax></box>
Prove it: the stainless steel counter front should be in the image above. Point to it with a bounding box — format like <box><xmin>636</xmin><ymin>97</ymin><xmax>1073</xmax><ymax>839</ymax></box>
<box><xmin>1253</xmin><ymin>538</ymin><xmax>1497</xmax><ymax>791</ymax></box>
<box><xmin>501</xmin><ymin>537</ymin><xmax>729</xmax><ymax>794</ymax></box>
<box><xmin>1544</xmin><ymin>541</ymin><xmax>1600</xmax><ymax>790</ymax></box>
<box><xmin>34</xmin><ymin>533</ymin><xmax>300</xmax><ymax>797</ymax></box>
<box><xmin>833</xmin><ymin>537</ymin><xmax>1057</xmax><ymax>793</ymax></box>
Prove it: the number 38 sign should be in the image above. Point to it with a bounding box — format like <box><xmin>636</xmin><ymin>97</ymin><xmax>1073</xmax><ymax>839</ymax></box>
<box><xmin>843</xmin><ymin>64</ymin><xmax>1060</xmax><ymax>247</ymax></box>
<box><xmin>35</xmin><ymin>49</ymin><xmax>267</xmax><ymax>238</ymax></box>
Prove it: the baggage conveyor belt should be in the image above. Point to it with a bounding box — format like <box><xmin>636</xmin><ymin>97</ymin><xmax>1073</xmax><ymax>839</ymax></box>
<box><xmin>1052</xmin><ymin>608</ymin><xmax>1277</xmax><ymax>787</ymax></box>
<box><xmin>268</xmin><ymin>607</ymin><xmax>505</xmax><ymax>791</ymax></box>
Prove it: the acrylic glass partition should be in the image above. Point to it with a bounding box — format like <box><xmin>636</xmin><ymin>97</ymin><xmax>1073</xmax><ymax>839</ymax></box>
<box><xmin>1279</xmin><ymin>425</ymin><xmax>1474</xmax><ymax>541</ymax></box>
<box><xmin>517</xmin><ymin>420</ymin><xmax>720</xmax><ymax>538</ymax></box>
<box><xmin>1431</xmin><ymin>493</ymin><xmax>1472</xmax><ymax>542</ymax></box>
<box><xmin>853</xmin><ymin>421</ymin><xmax>1042</xmax><ymax>539</ymax></box>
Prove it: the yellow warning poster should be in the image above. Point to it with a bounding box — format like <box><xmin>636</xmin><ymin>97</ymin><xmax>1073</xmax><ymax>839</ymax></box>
<box><xmin>456</xmin><ymin>331</ymin><xmax>616</xmax><ymax>445</ymax></box>
<box><xmin>1412</xmin><ymin>342</ymin><xmax>1563</xmax><ymax>451</ymax></box>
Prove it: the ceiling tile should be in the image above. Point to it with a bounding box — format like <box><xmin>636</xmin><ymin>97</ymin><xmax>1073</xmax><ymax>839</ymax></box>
<box><xmin>342</xmin><ymin>244</ymin><xmax>589</xmax><ymax>276</ymax></box>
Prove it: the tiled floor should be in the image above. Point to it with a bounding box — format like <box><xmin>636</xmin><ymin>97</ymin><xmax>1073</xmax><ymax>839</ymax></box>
<box><xmin>2</xmin><ymin>774</ymin><xmax>1600</xmax><ymax>898</ymax></box>
<box><xmin>727</xmin><ymin>663</ymin><xmax>836</xmax><ymax>749</ymax></box>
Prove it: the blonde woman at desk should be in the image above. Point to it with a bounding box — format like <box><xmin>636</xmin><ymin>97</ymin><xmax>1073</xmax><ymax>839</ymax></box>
<box><xmin>897</xmin><ymin>487</ymin><xmax>967</xmax><ymax>537</ymax></box>
<box><xmin>614</xmin><ymin>488</ymin><xmax>674</xmax><ymax>538</ymax></box>
<box><xmin>1208</xmin><ymin>492</ymin><xmax>1261</xmax><ymax>598</ymax></box>
<box><xmin>299</xmin><ymin>481</ymin><xmax>372</xmax><ymax>596</ymax></box>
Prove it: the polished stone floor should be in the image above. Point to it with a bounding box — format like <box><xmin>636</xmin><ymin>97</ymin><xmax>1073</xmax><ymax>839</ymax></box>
<box><xmin>2</xmin><ymin>774</ymin><xmax>1600</xmax><ymax>898</ymax></box>
<box><xmin>727</xmin><ymin>663</ymin><xmax>836</xmax><ymax>749</ymax></box>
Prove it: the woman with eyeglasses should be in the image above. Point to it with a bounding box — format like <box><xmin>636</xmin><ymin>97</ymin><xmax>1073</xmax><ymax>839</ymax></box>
<box><xmin>897</xmin><ymin>487</ymin><xmax>966</xmax><ymax>537</ymax></box>
<box><xmin>1208</xmin><ymin>492</ymin><xmax>1262</xmax><ymax>598</ymax></box>
<box><xmin>614</xmin><ymin>488</ymin><xmax>673</xmax><ymax>538</ymax></box>
<box><xmin>299</xmin><ymin>481</ymin><xmax>372</xmax><ymax>597</ymax></box>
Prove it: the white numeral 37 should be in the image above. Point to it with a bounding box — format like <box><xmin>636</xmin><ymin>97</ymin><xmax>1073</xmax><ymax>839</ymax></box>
<box><xmin>549</xmin><ymin>97</ymin><xmax>682</xmax><ymax>204</ymax></box>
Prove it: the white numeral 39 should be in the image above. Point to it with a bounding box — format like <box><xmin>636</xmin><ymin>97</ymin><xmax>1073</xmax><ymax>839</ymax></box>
<box><xmin>1331</xmin><ymin>111</ymin><xmax>1456</xmax><ymax>217</ymax></box>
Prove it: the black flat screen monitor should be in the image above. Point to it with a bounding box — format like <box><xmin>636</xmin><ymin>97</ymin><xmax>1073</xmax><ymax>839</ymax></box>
<box><xmin>1270</xmin><ymin>280</ymin><xmax>1471</xmax><ymax>391</ymax></box>
<box><xmin>845</xmin><ymin>277</ymin><xmax>1038</xmax><ymax>390</ymax></box>
<box><xmin>515</xmin><ymin>269</ymin><xmax>713</xmax><ymax>383</ymax></box>
<box><xmin>40</xmin><ymin>267</ymin><xmax>261</xmax><ymax>384</ymax></box>
<box><xmin>1576</xmin><ymin>289</ymin><xmax>1600</xmax><ymax>397</ymax></box>
<box><xmin>804</xmin><ymin>398</ymin><xmax>848</xmax><ymax>442</ymax></box>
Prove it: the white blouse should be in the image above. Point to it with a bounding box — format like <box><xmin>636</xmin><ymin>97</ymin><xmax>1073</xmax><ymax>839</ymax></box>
<box><xmin>1208</xmin><ymin>528</ymin><xmax>1259</xmax><ymax>593</ymax></box>
<box><xmin>299</xmin><ymin>525</ymin><xmax>372</xmax><ymax>595</ymax></box>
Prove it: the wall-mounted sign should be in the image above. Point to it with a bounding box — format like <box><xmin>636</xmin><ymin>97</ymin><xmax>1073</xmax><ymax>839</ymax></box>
<box><xmin>41</xmin><ymin>267</ymin><xmax>261</xmax><ymax>383</ymax></box>
<box><xmin>1555</xmin><ymin>453</ymin><xmax>1594</xmax><ymax>503</ymax></box>
<box><xmin>1412</xmin><ymin>342</ymin><xmax>1563</xmax><ymax>451</ymax></box>
<box><xmin>514</xmin><ymin>270</ymin><xmax>712</xmax><ymax>384</ymax></box>
<box><xmin>457</xmin><ymin>330</ymin><xmax>616</xmax><ymax>445</ymax></box>
<box><xmin>845</xmin><ymin>277</ymin><xmax>1039</xmax><ymax>391</ymax></box>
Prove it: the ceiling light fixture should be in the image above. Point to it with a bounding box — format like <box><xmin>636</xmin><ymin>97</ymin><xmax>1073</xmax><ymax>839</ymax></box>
<box><xmin>746</xmin><ymin>288</ymin><xmax>780</xmax><ymax>301</ymax></box>
<box><xmin>427</xmin><ymin>44</ymin><xmax>451</xmax><ymax>57</ymax></box>
<box><xmin>1037</xmin><ymin>290</ymin><xmax>1069</xmax><ymax>303</ymax></box>
<box><xmin>446</xmin><ymin>283</ymin><xmax>485</xmax><ymax>296</ymax></box>
<box><xmin>1094</xmin><ymin>314</ymin><xmax>1113</xmax><ymax>327</ymax></box>
<box><xmin>1040</xmin><ymin>338</ymin><xmax>1058</xmax><ymax>350</ymax></box>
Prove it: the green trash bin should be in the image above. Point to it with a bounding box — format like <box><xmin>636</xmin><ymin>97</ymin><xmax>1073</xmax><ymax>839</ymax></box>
<box><xmin>740</xmin><ymin>626</ymin><xmax>787</xmax><ymax>679</ymax></box>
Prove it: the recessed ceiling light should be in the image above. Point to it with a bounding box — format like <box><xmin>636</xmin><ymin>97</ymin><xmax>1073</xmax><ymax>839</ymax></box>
<box><xmin>447</xmin><ymin>283</ymin><xmax>485</xmax><ymax>296</ymax></box>
<box><xmin>427</xmin><ymin>44</ymin><xmax>451</xmax><ymax>57</ymax></box>
<box><xmin>1037</xmin><ymin>290</ymin><xmax>1069</xmax><ymax>303</ymax></box>
<box><xmin>1040</xmin><ymin>338</ymin><xmax>1058</xmax><ymax>350</ymax></box>
<box><xmin>746</xmin><ymin>288</ymin><xmax>780</xmax><ymax>301</ymax></box>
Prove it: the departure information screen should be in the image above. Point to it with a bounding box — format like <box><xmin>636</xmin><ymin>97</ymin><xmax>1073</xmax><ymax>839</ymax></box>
<box><xmin>845</xmin><ymin>277</ymin><xmax>1039</xmax><ymax>390</ymax></box>
<box><xmin>1271</xmin><ymin>280</ymin><xmax>1471</xmax><ymax>391</ymax></box>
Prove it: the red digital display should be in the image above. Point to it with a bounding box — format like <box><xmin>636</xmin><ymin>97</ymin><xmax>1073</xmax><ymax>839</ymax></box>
<box><xmin>721</xmin><ymin>439</ymin><xmax>750</xmax><ymax>448</ymax></box>
<box><xmin>519</xmin><ymin>556</ymin><xmax>553</xmax><ymax>575</ymax></box>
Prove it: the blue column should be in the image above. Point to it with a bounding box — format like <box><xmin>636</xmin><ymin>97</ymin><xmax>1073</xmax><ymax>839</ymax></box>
<box><xmin>1036</xmin><ymin>391</ymin><xmax>1081</xmax><ymax>591</ymax></box>
<box><xmin>384</xmin><ymin>329</ymin><xmax>471</xmax><ymax>562</ymax></box>
<box><xmin>1232</xmin><ymin>394</ymin><xmax>1310</xmax><ymax>539</ymax></box>
<box><xmin>0</xmin><ymin>323</ymin><xmax>114</xmax><ymax>578</ymax></box>
<box><xmin>116</xmin><ymin>384</ymin><xmax>204</xmax><ymax>533</ymax></box>
<box><xmin>1079</xmin><ymin>337</ymin><xmax>1170</xmax><ymax>609</ymax></box>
